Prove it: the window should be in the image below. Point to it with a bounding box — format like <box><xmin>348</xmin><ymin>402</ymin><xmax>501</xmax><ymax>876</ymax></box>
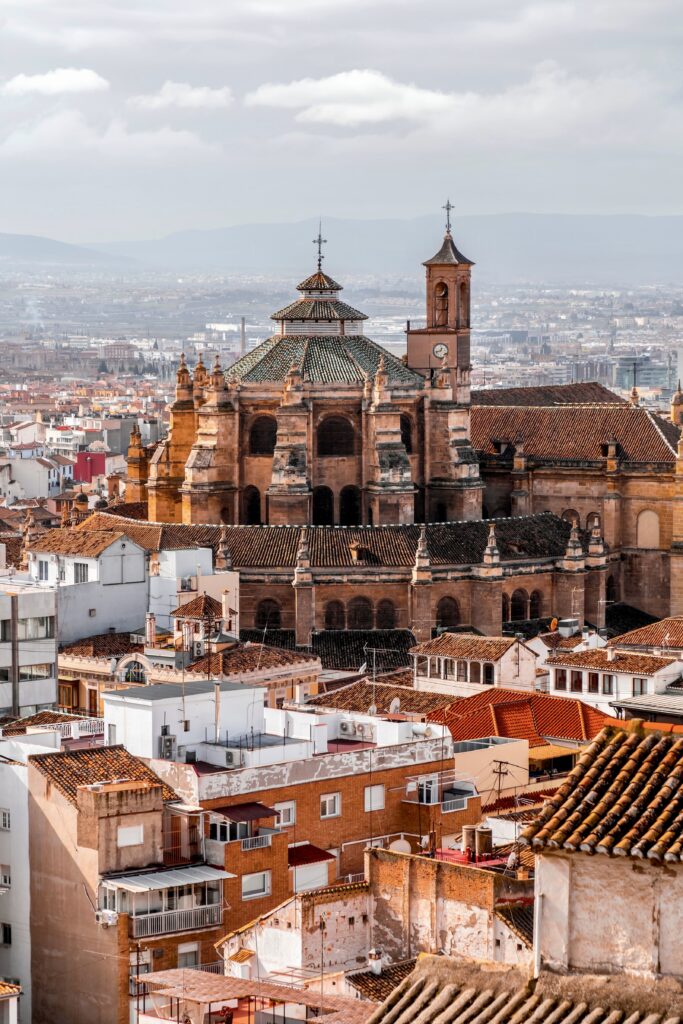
<box><xmin>255</xmin><ymin>599</ymin><xmax>281</xmax><ymax>631</ymax></box>
<box><xmin>483</xmin><ymin>663</ymin><xmax>494</xmax><ymax>685</ymax></box>
<box><xmin>570</xmin><ymin>671</ymin><xmax>583</xmax><ymax>693</ymax></box>
<box><xmin>320</xmin><ymin>793</ymin><xmax>341</xmax><ymax>819</ymax></box>
<box><xmin>364</xmin><ymin>785</ymin><xmax>385</xmax><ymax>812</ymax></box>
<box><xmin>249</xmin><ymin>416</ymin><xmax>277</xmax><ymax>456</ymax></box>
<box><xmin>1</xmin><ymin>924</ymin><xmax>11</xmax><ymax>946</ymax></box>
<box><xmin>243</xmin><ymin>485</ymin><xmax>261</xmax><ymax>525</ymax></box>
<box><xmin>555</xmin><ymin>670</ymin><xmax>567</xmax><ymax>691</ymax></box>
<box><xmin>38</xmin><ymin>559</ymin><xmax>49</xmax><ymax>580</ymax></box>
<box><xmin>317</xmin><ymin>416</ymin><xmax>355</xmax><ymax>457</ymax></box>
<box><xmin>375</xmin><ymin>599</ymin><xmax>396</xmax><ymax>630</ymax></box>
<box><xmin>457</xmin><ymin>660</ymin><xmax>468</xmax><ymax>682</ymax></box>
<box><xmin>242</xmin><ymin>871</ymin><xmax>271</xmax><ymax>900</ymax></box>
<box><xmin>324</xmin><ymin>601</ymin><xmax>346</xmax><ymax>631</ymax></box>
<box><xmin>274</xmin><ymin>801</ymin><xmax>296</xmax><ymax>827</ymax></box>
<box><xmin>312</xmin><ymin>486</ymin><xmax>334</xmax><ymax>526</ymax></box>
<box><xmin>74</xmin><ymin>562</ymin><xmax>89</xmax><ymax>584</ymax></box>
<box><xmin>0</xmin><ymin>668</ymin><xmax>10</xmax><ymax>681</ymax></box>
<box><xmin>0</xmin><ymin>621</ymin><xmax>9</xmax><ymax>642</ymax></box>
<box><xmin>436</xmin><ymin>596</ymin><xmax>460</xmax><ymax>630</ymax></box>
<box><xmin>177</xmin><ymin>943</ymin><xmax>199</xmax><ymax>969</ymax></box>
<box><xmin>602</xmin><ymin>674</ymin><xmax>614</xmax><ymax>695</ymax></box>
<box><xmin>400</xmin><ymin>415</ymin><xmax>413</xmax><ymax>454</ymax></box>
<box><xmin>510</xmin><ymin>589</ymin><xmax>528</xmax><ymax>622</ymax></box>
<box><xmin>418</xmin><ymin>777</ymin><xmax>438</xmax><ymax>804</ymax></box>
<box><xmin>633</xmin><ymin>677</ymin><xmax>648</xmax><ymax>696</ymax></box>
<box><xmin>588</xmin><ymin>673</ymin><xmax>599</xmax><ymax>694</ymax></box>
<box><xmin>0</xmin><ymin>810</ymin><xmax>10</xmax><ymax>831</ymax></box>
<box><xmin>16</xmin><ymin>616</ymin><xmax>55</xmax><ymax>640</ymax></box>
<box><xmin>347</xmin><ymin>597</ymin><xmax>373</xmax><ymax>631</ymax></box>
<box><xmin>19</xmin><ymin>663</ymin><xmax>54</xmax><ymax>681</ymax></box>
<box><xmin>0</xmin><ymin>865</ymin><xmax>10</xmax><ymax>888</ymax></box>
<box><xmin>340</xmin><ymin>486</ymin><xmax>361</xmax><ymax>527</ymax></box>
<box><xmin>117</xmin><ymin>825</ymin><xmax>144</xmax><ymax>848</ymax></box>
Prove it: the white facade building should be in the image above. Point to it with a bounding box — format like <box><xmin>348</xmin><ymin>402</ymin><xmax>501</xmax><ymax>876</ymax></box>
<box><xmin>0</xmin><ymin>584</ymin><xmax>57</xmax><ymax>716</ymax></box>
<box><xmin>412</xmin><ymin>633</ymin><xmax>537</xmax><ymax>697</ymax></box>
<box><xmin>546</xmin><ymin>648</ymin><xmax>682</xmax><ymax>714</ymax></box>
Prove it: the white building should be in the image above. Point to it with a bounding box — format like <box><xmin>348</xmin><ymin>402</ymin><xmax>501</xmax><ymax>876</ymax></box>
<box><xmin>148</xmin><ymin>546</ymin><xmax>239</xmax><ymax>633</ymax></box>
<box><xmin>411</xmin><ymin>633</ymin><xmax>537</xmax><ymax>696</ymax></box>
<box><xmin>0</xmin><ymin>584</ymin><xmax>57</xmax><ymax>716</ymax></box>
<box><xmin>545</xmin><ymin>647</ymin><xmax>682</xmax><ymax>714</ymax></box>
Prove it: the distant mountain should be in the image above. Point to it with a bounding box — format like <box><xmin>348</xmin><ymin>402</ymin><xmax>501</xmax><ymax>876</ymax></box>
<box><xmin>87</xmin><ymin>213</ymin><xmax>683</xmax><ymax>285</ymax></box>
<box><xmin>0</xmin><ymin>232</ymin><xmax>127</xmax><ymax>268</ymax></box>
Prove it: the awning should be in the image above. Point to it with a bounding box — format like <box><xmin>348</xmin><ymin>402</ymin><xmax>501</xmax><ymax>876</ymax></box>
<box><xmin>229</xmin><ymin>949</ymin><xmax>255</xmax><ymax>963</ymax></box>
<box><xmin>212</xmin><ymin>801</ymin><xmax>278</xmax><ymax>822</ymax></box>
<box><xmin>288</xmin><ymin>843</ymin><xmax>336</xmax><ymax>868</ymax></box>
<box><xmin>529</xmin><ymin>743</ymin><xmax>581</xmax><ymax>763</ymax></box>
<box><xmin>102</xmin><ymin>864</ymin><xmax>234</xmax><ymax>892</ymax></box>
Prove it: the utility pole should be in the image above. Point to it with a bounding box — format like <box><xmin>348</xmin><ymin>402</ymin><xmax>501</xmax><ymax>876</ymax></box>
<box><xmin>492</xmin><ymin>760</ymin><xmax>510</xmax><ymax>806</ymax></box>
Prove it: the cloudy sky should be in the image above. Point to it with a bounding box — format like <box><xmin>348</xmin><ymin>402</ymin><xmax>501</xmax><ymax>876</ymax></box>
<box><xmin>0</xmin><ymin>0</ymin><xmax>680</xmax><ymax>241</ymax></box>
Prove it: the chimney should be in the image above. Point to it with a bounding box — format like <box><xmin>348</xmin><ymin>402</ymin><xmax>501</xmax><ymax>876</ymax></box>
<box><xmin>607</xmin><ymin>647</ymin><xmax>616</xmax><ymax>662</ymax></box>
<box><xmin>145</xmin><ymin>612</ymin><xmax>156</xmax><ymax>647</ymax></box>
<box><xmin>367</xmin><ymin>949</ymin><xmax>382</xmax><ymax>976</ymax></box>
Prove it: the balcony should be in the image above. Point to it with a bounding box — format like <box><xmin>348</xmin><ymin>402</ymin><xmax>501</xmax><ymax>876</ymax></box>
<box><xmin>241</xmin><ymin>833</ymin><xmax>272</xmax><ymax>851</ymax></box>
<box><xmin>130</xmin><ymin>903</ymin><xmax>221</xmax><ymax>938</ymax></box>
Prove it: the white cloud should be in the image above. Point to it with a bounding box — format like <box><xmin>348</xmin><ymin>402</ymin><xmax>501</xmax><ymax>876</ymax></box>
<box><xmin>0</xmin><ymin>109</ymin><xmax>215</xmax><ymax>160</ymax></box>
<box><xmin>245</xmin><ymin>69</ymin><xmax>454</xmax><ymax>126</ymax></box>
<box><xmin>2</xmin><ymin>67</ymin><xmax>109</xmax><ymax>96</ymax></box>
<box><xmin>129</xmin><ymin>80</ymin><xmax>233</xmax><ymax>111</ymax></box>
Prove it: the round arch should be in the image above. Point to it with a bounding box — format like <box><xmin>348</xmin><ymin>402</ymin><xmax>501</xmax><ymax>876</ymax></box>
<box><xmin>243</xmin><ymin>485</ymin><xmax>261</xmax><ymax>525</ymax></box>
<box><xmin>255</xmin><ymin>599</ymin><xmax>281</xmax><ymax>630</ymax></box>
<box><xmin>562</xmin><ymin>508</ymin><xmax>580</xmax><ymax>527</ymax></box>
<box><xmin>400</xmin><ymin>414</ymin><xmax>413</xmax><ymax>454</ymax></box>
<box><xmin>249</xmin><ymin>416</ymin><xmax>277</xmax><ymax>456</ymax></box>
<box><xmin>510</xmin><ymin>589</ymin><xmax>529</xmax><ymax>621</ymax></box>
<box><xmin>324</xmin><ymin>600</ymin><xmax>346</xmax><ymax>631</ymax></box>
<box><xmin>529</xmin><ymin>591</ymin><xmax>542</xmax><ymax>619</ymax></box>
<box><xmin>317</xmin><ymin>416</ymin><xmax>355</xmax><ymax>457</ymax></box>
<box><xmin>313</xmin><ymin>486</ymin><xmax>334</xmax><ymax>526</ymax></box>
<box><xmin>636</xmin><ymin>509</ymin><xmax>660</xmax><ymax>549</ymax></box>
<box><xmin>376</xmin><ymin>599</ymin><xmax>397</xmax><ymax>630</ymax></box>
<box><xmin>347</xmin><ymin>596</ymin><xmax>373</xmax><ymax>630</ymax></box>
<box><xmin>436</xmin><ymin>596</ymin><xmax>460</xmax><ymax>630</ymax></box>
<box><xmin>340</xmin><ymin>485</ymin><xmax>361</xmax><ymax>527</ymax></box>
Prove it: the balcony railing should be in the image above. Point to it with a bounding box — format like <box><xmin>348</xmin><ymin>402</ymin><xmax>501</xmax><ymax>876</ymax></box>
<box><xmin>241</xmin><ymin>833</ymin><xmax>272</xmax><ymax>851</ymax></box>
<box><xmin>442</xmin><ymin>797</ymin><xmax>467</xmax><ymax>812</ymax></box>
<box><xmin>130</xmin><ymin>903</ymin><xmax>221</xmax><ymax>938</ymax></box>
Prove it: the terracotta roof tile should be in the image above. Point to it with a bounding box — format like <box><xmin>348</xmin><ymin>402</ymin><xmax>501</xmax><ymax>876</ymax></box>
<box><xmin>307</xmin><ymin>680</ymin><xmax>453</xmax><ymax>715</ymax></box>
<box><xmin>2</xmin><ymin>710</ymin><xmax>90</xmax><ymax>736</ymax></box>
<box><xmin>347</xmin><ymin>960</ymin><xmax>417</xmax><ymax>1002</ymax></box>
<box><xmin>29</xmin><ymin>744</ymin><xmax>177</xmax><ymax>804</ymax></box>
<box><xmin>60</xmin><ymin>632</ymin><xmax>142</xmax><ymax>658</ymax></box>
<box><xmin>187</xmin><ymin>642</ymin><xmax>318</xmax><ymax>678</ymax></box>
<box><xmin>31</xmin><ymin>528</ymin><xmax>129</xmax><ymax>556</ymax></box>
<box><xmin>270</xmin><ymin>298</ymin><xmax>367</xmax><ymax>322</ymax></box>
<box><xmin>471</xmin><ymin>382</ymin><xmax>625</xmax><ymax>407</ymax></box>
<box><xmin>495</xmin><ymin>904</ymin><xmax>534</xmax><ymax>949</ymax></box>
<box><xmin>171</xmin><ymin>593</ymin><xmax>223</xmax><ymax>619</ymax></box>
<box><xmin>546</xmin><ymin>649</ymin><xmax>676</xmax><ymax>675</ymax></box>
<box><xmin>608</xmin><ymin>616</ymin><xmax>683</xmax><ymax>650</ymax></box>
<box><xmin>521</xmin><ymin>722</ymin><xmax>683</xmax><ymax>861</ymax></box>
<box><xmin>0</xmin><ymin>982</ymin><xmax>20</xmax><ymax>998</ymax></box>
<box><xmin>410</xmin><ymin>632</ymin><xmax>517</xmax><ymax>660</ymax></box>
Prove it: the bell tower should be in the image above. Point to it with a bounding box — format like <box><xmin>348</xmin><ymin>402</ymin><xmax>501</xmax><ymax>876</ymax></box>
<box><xmin>406</xmin><ymin>200</ymin><xmax>473</xmax><ymax>390</ymax></box>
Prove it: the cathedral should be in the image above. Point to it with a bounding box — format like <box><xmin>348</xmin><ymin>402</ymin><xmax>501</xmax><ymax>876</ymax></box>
<box><xmin>116</xmin><ymin>214</ymin><xmax>683</xmax><ymax>643</ymax></box>
<box><xmin>127</xmin><ymin>219</ymin><xmax>481</xmax><ymax>528</ymax></box>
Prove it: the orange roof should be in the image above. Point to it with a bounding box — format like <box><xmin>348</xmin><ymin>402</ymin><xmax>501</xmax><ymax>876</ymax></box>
<box><xmin>31</xmin><ymin>529</ymin><xmax>127</xmax><ymax>557</ymax></box>
<box><xmin>546</xmin><ymin>649</ymin><xmax>676</xmax><ymax>675</ymax></box>
<box><xmin>410</xmin><ymin>632</ymin><xmax>517</xmax><ymax>661</ymax></box>
<box><xmin>607</xmin><ymin>616</ymin><xmax>683</xmax><ymax>650</ymax></box>
<box><xmin>29</xmin><ymin>744</ymin><xmax>177</xmax><ymax>804</ymax></box>
<box><xmin>170</xmin><ymin>593</ymin><xmax>223</xmax><ymax>619</ymax></box>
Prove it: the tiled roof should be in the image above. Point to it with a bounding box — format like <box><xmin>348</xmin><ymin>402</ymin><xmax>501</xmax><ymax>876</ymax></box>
<box><xmin>364</xmin><ymin>956</ymin><xmax>683</xmax><ymax>1024</ymax></box>
<box><xmin>471</xmin><ymin>382</ymin><xmax>625</xmax><ymax>407</ymax></box>
<box><xmin>30</xmin><ymin>528</ymin><xmax>126</xmax><ymax>556</ymax></box>
<box><xmin>535</xmin><ymin>632</ymin><xmax>584</xmax><ymax>650</ymax></box>
<box><xmin>287</xmin><ymin>843</ymin><xmax>336</xmax><ymax>867</ymax></box>
<box><xmin>29</xmin><ymin>744</ymin><xmax>177</xmax><ymax>804</ymax></box>
<box><xmin>608</xmin><ymin>616</ymin><xmax>683</xmax><ymax>650</ymax></box>
<box><xmin>410</xmin><ymin>632</ymin><xmax>517</xmax><ymax>661</ymax></box>
<box><xmin>423</xmin><ymin>233</ymin><xmax>473</xmax><ymax>266</ymax></box>
<box><xmin>311</xmin><ymin>630</ymin><xmax>416</xmax><ymax>672</ymax></box>
<box><xmin>471</xmin><ymin>404</ymin><xmax>680</xmax><ymax>464</ymax></box>
<box><xmin>84</xmin><ymin>512</ymin><xmax>574</xmax><ymax>569</ymax></box>
<box><xmin>1</xmin><ymin>710</ymin><xmax>91</xmax><ymax>736</ymax></box>
<box><xmin>433</xmin><ymin>689</ymin><xmax>608</xmax><ymax>748</ymax></box>
<box><xmin>546</xmin><ymin>649</ymin><xmax>676</xmax><ymax>675</ymax></box>
<box><xmin>296</xmin><ymin>270</ymin><xmax>343</xmax><ymax>291</ymax></box>
<box><xmin>521</xmin><ymin>722</ymin><xmax>683</xmax><ymax>861</ymax></box>
<box><xmin>187</xmin><ymin>642</ymin><xmax>318</xmax><ymax>678</ymax></box>
<box><xmin>60</xmin><ymin>632</ymin><xmax>142</xmax><ymax>658</ymax></box>
<box><xmin>0</xmin><ymin>982</ymin><xmax>20</xmax><ymax>998</ymax></box>
<box><xmin>171</xmin><ymin>593</ymin><xmax>223</xmax><ymax>619</ymax></box>
<box><xmin>495</xmin><ymin>903</ymin><xmax>534</xmax><ymax>949</ymax></box>
<box><xmin>605</xmin><ymin>601</ymin><xmax>659</xmax><ymax>637</ymax></box>
<box><xmin>307</xmin><ymin>680</ymin><xmax>453</xmax><ymax>715</ymax></box>
<box><xmin>270</xmin><ymin>298</ymin><xmax>367</xmax><ymax>322</ymax></box>
<box><xmin>226</xmin><ymin>334</ymin><xmax>422</xmax><ymax>386</ymax></box>
<box><xmin>347</xmin><ymin>960</ymin><xmax>417</xmax><ymax>1002</ymax></box>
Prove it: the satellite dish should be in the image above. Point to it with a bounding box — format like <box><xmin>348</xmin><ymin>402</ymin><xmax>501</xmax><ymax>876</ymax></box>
<box><xmin>389</xmin><ymin>697</ymin><xmax>401</xmax><ymax>714</ymax></box>
<box><xmin>368</xmin><ymin>704</ymin><xmax>377</xmax><ymax>716</ymax></box>
<box><xmin>389</xmin><ymin>839</ymin><xmax>411</xmax><ymax>854</ymax></box>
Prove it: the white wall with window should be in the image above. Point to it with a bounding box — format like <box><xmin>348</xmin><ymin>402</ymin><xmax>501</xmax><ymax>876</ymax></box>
<box><xmin>364</xmin><ymin>785</ymin><xmax>385</xmax><ymax>812</ymax></box>
<box><xmin>242</xmin><ymin>871</ymin><xmax>271</xmax><ymax>901</ymax></box>
<box><xmin>0</xmin><ymin>586</ymin><xmax>58</xmax><ymax>716</ymax></box>
<box><xmin>548</xmin><ymin>651</ymin><xmax>683</xmax><ymax>714</ymax></box>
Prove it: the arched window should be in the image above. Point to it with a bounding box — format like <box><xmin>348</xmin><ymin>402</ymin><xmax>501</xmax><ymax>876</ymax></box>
<box><xmin>312</xmin><ymin>486</ymin><xmax>334</xmax><ymax>526</ymax></box>
<box><xmin>502</xmin><ymin>593</ymin><xmax>510</xmax><ymax>622</ymax></box>
<box><xmin>255</xmin><ymin>599</ymin><xmax>281</xmax><ymax>630</ymax></box>
<box><xmin>636</xmin><ymin>509</ymin><xmax>660</xmax><ymax>549</ymax></box>
<box><xmin>400</xmin><ymin>414</ymin><xmax>413</xmax><ymax>454</ymax></box>
<box><xmin>510</xmin><ymin>589</ymin><xmax>529</xmax><ymax>621</ymax></box>
<box><xmin>376</xmin><ymin>599</ymin><xmax>396</xmax><ymax>630</ymax></box>
<box><xmin>317</xmin><ymin>416</ymin><xmax>355</xmax><ymax>457</ymax></box>
<box><xmin>586</xmin><ymin>512</ymin><xmax>601</xmax><ymax>531</ymax></box>
<box><xmin>124</xmin><ymin>661</ymin><xmax>147</xmax><ymax>684</ymax></box>
<box><xmin>470</xmin><ymin>662</ymin><xmax>481</xmax><ymax>684</ymax></box>
<box><xmin>324</xmin><ymin>600</ymin><xmax>346</xmax><ymax>631</ymax></box>
<box><xmin>243</xmin><ymin>485</ymin><xmax>261</xmax><ymax>525</ymax></box>
<box><xmin>483</xmin><ymin>663</ymin><xmax>494</xmax><ymax>685</ymax></box>
<box><xmin>435</xmin><ymin>502</ymin><xmax>448</xmax><ymax>523</ymax></box>
<box><xmin>606</xmin><ymin>575</ymin><xmax>617</xmax><ymax>604</ymax></box>
<box><xmin>249</xmin><ymin>416</ymin><xmax>277</xmax><ymax>456</ymax></box>
<box><xmin>220</xmin><ymin>506</ymin><xmax>232</xmax><ymax>525</ymax></box>
<box><xmin>562</xmin><ymin>508</ymin><xmax>580</xmax><ymax>527</ymax></box>
<box><xmin>458</xmin><ymin>281</ymin><xmax>469</xmax><ymax>329</ymax></box>
<box><xmin>434</xmin><ymin>282</ymin><xmax>448</xmax><ymax>327</ymax></box>
<box><xmin>340</xmin><ymin>485</ymin><xmax>361</xmax><ymax>527</ymax></box>
<box><xmin>347</xmin><ymin>596</ymin><xmax>373</xmax><ymax>630</ymax></box>
<box><xmin>436</xmin><ymin>596</ymin><xmax>460</xmax><ymax>630</ymax></box>
<box><xmin>530</xmin><ymin>591</ymin><xmax>542</xmax><ymax>618</ymax></box>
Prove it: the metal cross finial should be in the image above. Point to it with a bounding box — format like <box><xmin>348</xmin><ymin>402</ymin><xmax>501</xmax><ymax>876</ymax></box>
<box><xmin>313</xmin><ymin>220</ymin><xmax>327</xmax><ymax>270</ymax></box>
<box><xmin>443</xmin><ymin>199</ymin><xmax>453</xmax><ymax>234</ymax></box>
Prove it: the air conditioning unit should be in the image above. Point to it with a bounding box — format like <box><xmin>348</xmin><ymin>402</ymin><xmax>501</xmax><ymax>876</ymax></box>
<box><xmin>158</xmin><ymin>735</ymin><xmax>176</xmax><ymax>760</ymax></box>
<box><xmin>185</xmin><ymin>750</ymin><xmax>197</xmax><ymax>764</ymax></box>
<box><xmin>339</xmin><ymin>721</ymin><xmax>356</xmax><ymax>736</ymax></box>
<box><xmin>95</xmin><ymin>909</ymin><xmax>119</xmax><ymax>927</ymax></box>
<box><xmin>193</xmin><ymin>641</ymin><xmax>205</xmax><ymax>659</ymax></box>
<box><xmin>225</xmin><ymin>749</ymin><xmax>242</xmax><ymax>767</ymax></box>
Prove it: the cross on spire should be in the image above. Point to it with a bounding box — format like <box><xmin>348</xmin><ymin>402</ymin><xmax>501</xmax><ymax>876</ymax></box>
<box><xmin>442</xmin><ymin>198</ymin><xmax>453</xmax><ymax>235</ymax></box>
<box><xmin>313</xmin><ymin>220</ymin><xmax>327</xmax><ymax>270</ymax></box>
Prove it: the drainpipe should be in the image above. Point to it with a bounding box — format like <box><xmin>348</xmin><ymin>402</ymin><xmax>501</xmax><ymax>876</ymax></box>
<box><xmin>533</xmin><ymin>890</ymin><xmax>543</xmax><ymax>978</ymax></box>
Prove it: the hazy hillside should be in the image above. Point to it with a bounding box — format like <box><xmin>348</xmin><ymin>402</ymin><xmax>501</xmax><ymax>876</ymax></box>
<box><xmin>88</xmin><ymin>213</ymin><xmax>683</xmax><ymax>285</ymax></box>
<box><xmin>0</xmin><ymin>232</ymin><xmax>125</xmax><ymax>268</ymax></box>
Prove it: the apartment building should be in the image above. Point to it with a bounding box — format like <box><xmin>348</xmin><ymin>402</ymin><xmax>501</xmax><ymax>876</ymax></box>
<box><xmin>27</xmin><ymin>745</ymin><xmax>231</xmax><ymax>1024</ymax></box>
<box><xmin>0</xmin><ymin>582</ymin><xmax>57</xmax><ymax>716</ymax></box>
<box><xmin>546</xmin><ymin>647</ymin><xmax>682</xmax><ymax>715</ymax></box>
<box><xmin>411</xmin><ymin>633</ymin><xmax>537</xmax><ymax>697</ymax></box>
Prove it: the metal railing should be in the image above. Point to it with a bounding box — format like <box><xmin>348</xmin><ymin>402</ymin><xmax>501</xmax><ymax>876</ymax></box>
<box><xmin>442</xmin><ymin>797</ymin><xmax>467</xmax><ymax>812</ymax></box>
<box><xmin>241</xmin><ymin>834</ymin><xmax>272</xmax><ymax>851</ymax></box>
<box><xmin>130</xmin><ymin>903</ymin><xmax>221</xmax><ymax>938</ymax></box>
<box><xmin>196</xmin><ymin>961</ymin><xmax>224</xmax><ymax>974</ymax></box>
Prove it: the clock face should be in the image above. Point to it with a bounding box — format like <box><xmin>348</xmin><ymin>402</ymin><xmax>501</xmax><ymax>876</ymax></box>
<box><xmin>432</xmin><ymin>343</ymin><xmax>448</xmax><ymax>360</ymax></box>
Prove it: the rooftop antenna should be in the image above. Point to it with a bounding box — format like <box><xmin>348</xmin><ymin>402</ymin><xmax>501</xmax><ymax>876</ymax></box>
<box><xmin>442</xmin><ymin>198</ymin><xmax>453</xmax><ymax>235</ymax></box>
<box><xmin>313</xmin><ymin>220</ymin><xmax>327</xmax><ymax>271</ymax></box>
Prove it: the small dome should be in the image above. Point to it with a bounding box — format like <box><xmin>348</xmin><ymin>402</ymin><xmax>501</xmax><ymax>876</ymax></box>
<box><xmin>74</xmin><ymin>492</ymin><xmax>88</xmax><ymax>506</ymax></box>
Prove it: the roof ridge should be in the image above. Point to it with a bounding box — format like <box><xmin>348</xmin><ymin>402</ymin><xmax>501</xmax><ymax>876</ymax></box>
<box><xmin>646</xmin><ymin>407</ymin><xmax>678</xmax><ymax>457</ymax></box>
